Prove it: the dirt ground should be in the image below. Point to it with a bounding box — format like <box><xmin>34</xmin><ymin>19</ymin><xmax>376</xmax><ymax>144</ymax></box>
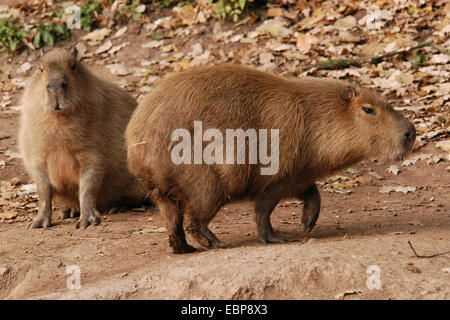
<box><xmin>0</xmin><ymin>3</ymin><xmax>449</xmax><ymax>300</ymax></box>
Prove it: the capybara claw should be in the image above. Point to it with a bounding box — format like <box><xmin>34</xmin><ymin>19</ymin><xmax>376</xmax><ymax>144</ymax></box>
<box><xmin>260</xmin><ymin>232</ymin><xmax>293</xmax><ymax>244</ymax></box>
<box><xmin>303</xmin><ymin>222</ymin><xmax>316</xmax><ymax>234</ymax></box>
<box><xmin>172</xmin><ymin>244</ymin><xmax>197</xmax><ymax>254</ymax></box>
<box><xmin>28</xmin><ymin>216</ymin><xmax>52</xmax><ymax>229</ymax></box>
<box><xmin>76</xmin><ymin>212</ymin><xmax>101</xmax><ymax>229</ymax></box>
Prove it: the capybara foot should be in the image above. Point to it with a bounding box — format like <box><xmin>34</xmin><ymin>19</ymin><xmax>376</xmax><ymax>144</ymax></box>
<box><xmin>168</xmin><ymin>231</ymin><xmax>196</xmax><ymax>254</ymax></box>
<box><xmin>259</xmin><ymin>231</ymin><xmax>293</xmax><ymax>244</ymax></box>
<box><xmin>28</xmin><ymin>215</ymin><xmax>52</xmax><ymax>229</ymax></box>
<box><xmin>302</xmin><ymin>221</ymin><xmax>316</xmax><ymax>234</ymax></box>
<box><xmin>58</xmin><ymin>207</ymin><xmax>79</xmax><ymax>220</ymax></box>
<box><xmin>76</xmin><ymin>209</ymin><xmax>101</xmax><ymax>229</ymax></box>
<box><xmin>299</xmin><ymin>184</ymin><xmax>320</xmax><ymax>234</ymax></box>
<box><xmin>187</xmin><ymin>225</ymin><xmax>229</xmax><ymax>249</ymax></box>
<box><xmin>172</xmin><ymin>243</ymin><xmax>197</xmax><ymax>254</ymax></box>
<box><xmin>301</xmin><ymin>209</ymin><xmax>319</xmax><ymax>233</ymax></box>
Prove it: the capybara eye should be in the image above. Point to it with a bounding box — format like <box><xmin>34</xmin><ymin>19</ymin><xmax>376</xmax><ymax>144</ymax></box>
<box><xmin>61</xmin><ymin>82</ymin><xmax>68</xmax><ymax>90</ymax></box>
<box><xmin>46</xmin><ymin>84</ymin><xmax>52</xmax><ymax>91</ymax></box>
<box><xmin>71</xmin><ymin>62</ymin><xmax>76</xmax><ymax>70</ymax></box>
<box><xmin>362</xmin><ymin>106</ymin><xmax>376</xmax><ymax>116</ymax></box>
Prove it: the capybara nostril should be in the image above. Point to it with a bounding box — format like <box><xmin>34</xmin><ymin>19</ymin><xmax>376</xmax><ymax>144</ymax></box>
<box><xmin>404</xmin><ymin>124</ymin><xmax>416</xmax><ymax>141</ymax></box>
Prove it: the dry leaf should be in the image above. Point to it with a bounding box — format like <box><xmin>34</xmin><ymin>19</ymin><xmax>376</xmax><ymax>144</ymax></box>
<box><xmin>81</xmin><ymin>28</ymin><xmax>111</xmax><ymax>43</ymax></box>
<box><xmin>1</xmin><ymin>212</ymin><xmax>18</xmax><ymax>220</ymax></box>
<box><xmin>380</xmin><ymin>186</ymin><xmax>416</xmax><ymax>194</ymax></box>
<box><xmin>387</xmin><ymin>165</ymin><xmax>400</xmax><ymax>175</ymax></box>
<box><xmin>406</xmin><ymin>263</ymin><xmax>421</xmax><ymax>273</ymax></box>
<box><xmin>106</xmin><ymin>63</ymin><xmax>132</xmax><ymax>76</ymax></box>
<box><xmin>296</xmin><ymin>33</ymin><xmax>317</xmax><ymax>54</ymax></box>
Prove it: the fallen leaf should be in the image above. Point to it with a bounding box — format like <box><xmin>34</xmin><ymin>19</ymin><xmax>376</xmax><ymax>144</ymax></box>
<box><xmin>106</xmin><ymin>63</ymin><xmax>132</xmax><ymax>76</ymax></box>
<box><xmin>18</xmin><ymin>183</ymin><xmax>36</xmax><ymax>195</ymax></box>
<box><xmin>191</xmin><ymin>43</ymin><xmax>203</xmax><ymax>56</ymax></box>
<box><xmin>108</xmin><ymin>42</ymin><xmax>129</xmax><ymax>55</ymax></box>
<box><xmin>387</xmin><ymin>165</ymin><xmax>400</xmax><ymax>175</ymax></box>
<box><xmin>355</xmin><ymin>176</ymin><xmax>372</xmax><ymax>184</ymax></box>
<box><xmin>344</xmin><ymin>168</ymin><xmax>358</xmax><ymax>175</ymax></box>
<box><xmin>368</xmin><ymin>171</ymin><xmax>384</xmax><ymax>180</ymax></box>
<box><xmin>380</xmin><ymin>186</ymin><xmax>416</xmax><ymax>194</ymax></box>
<box><xmin>267</xmin><ymin>7</ymin><xmax>283</xmax><ymax>18</ymax></box>
<box><xmin>112</xmin><ymin>26</ymin><xmax>127</xmax><ymax>39</ymax></box>
<box><xmin>402</xmin><ymin>158</ymin><xmax>418</xmax><ymax>166</ymax></box>
<box><xmin>427</xmin><ymin>155</ymin><xmax>445</xmax><ymax>165</ymax></box>
<box><xmin>406</xmin><ymin>263</ymin><xmax>421</xmax><ymax>273</ymax></box>
<box><xmin>335</xmin><ymin>15</ymin><xmax>356</xmax><ymax>29</ymax></box>
<box><xmin>96</xmin><ymin>40</ymin><xmax>112</xmax><ymax>54</ymax></box>
<box><xmin>256</xmin><ymin>17</ymin><xmax>292</xmax><ymax>37</ymax></box>
<box><xmin>133</xmin><ymin>226</ymin><xmax>167</xmax><ymax>234</ymax></box>
<box><xmin>17</xmin><ymin>62</ymin><xmax>32</xmax><ymax>73</ymax></box>
<box><xmin>259</xmin><ymin>52</ymin><xmax>274</xmax><ymax>65</ymax></box>
<box><xmin>435</xmin><ymin>140</ymin><xmax>450</xmax><ymax>153</ymax></box>
<box><xmin>429</xmin><ymin>54</ymin><xmax>449</xmax><ymax>64</ymax></box>
<box><xmin>142</xmin><ymin>40</ymin><xmax>164</xmax><ymax>49</ymax></box>
<box><xmin>172</xmin><ymin>5</ymin><xmax>196</xmax><ymax>26</ymax></box>
<box><xmin>135</xmin><ymin>4</ymin><xmax>146</xmax><ymax>13</ymax></box>
<box><xmin>81</xmin><ymin>28</ymin><xmax>111</xmax><ymax>43</ymax></box>
<box><xmin>296</xmin><ymin>33</ymin><xmax>317</xmax><ymax>54</ymax></box>
<box><xmin>0</xmin><ymin>212</ymin><xmax>18</xmax><ymax>220</ymax></box>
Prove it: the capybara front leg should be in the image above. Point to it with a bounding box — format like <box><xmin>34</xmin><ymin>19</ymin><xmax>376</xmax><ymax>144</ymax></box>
<box><xmin>76</xmin><ymin>166</ymin><xmax>102</xmax><ymax>229</ymax></box>
<box><xmin>28</xmin><ymin>167</ymin><xmax>53</xmax><ymax>229</ymax></box>
<box><xmin>156</xmin><ymin>198</ymin><xmax>196</xmax><ymax>254</ymax></box>
<box><xmin>298</xmin><ymin>183</ymin><xmax>321</xmax><ymax>233</ymax></box>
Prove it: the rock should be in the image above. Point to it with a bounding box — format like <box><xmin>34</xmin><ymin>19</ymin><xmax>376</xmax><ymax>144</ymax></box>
<box><xmin>0</xmin><ymin>266</ymin><xmax>10</xmax><ymax>277</ymax></box>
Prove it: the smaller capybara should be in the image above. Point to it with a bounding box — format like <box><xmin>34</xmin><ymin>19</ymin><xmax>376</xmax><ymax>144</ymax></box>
<box><xmin>19</xmin><ymin>47</ymin><xmax>146</xmax><ymax>229</ymax></box>
<box><xmin>126</xmin><ymin>65</ymin><xmax>416</xmax><ymax>254</ymax></box>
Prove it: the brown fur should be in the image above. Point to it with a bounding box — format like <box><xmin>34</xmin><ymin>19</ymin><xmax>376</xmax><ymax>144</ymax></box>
<box><xmin>126</xmin><ymin>64</ymin><xmax>416</xmax><ymax>253</ymax></box>
<box><xmin>19</xmin><ymin>47</ymin><xmax>146</xmax><ymax>229</ymax></box>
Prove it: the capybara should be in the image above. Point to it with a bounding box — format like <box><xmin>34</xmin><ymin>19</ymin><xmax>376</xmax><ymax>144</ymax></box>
<box><xmin>126</xmin><ymin>65</ymin><xmax>416</xmax><ymax>253</ymax></box>
<box><xmin>19</xmin><ymin>47</ymin><xmax>146</xmax><ymax>229</ymax></box>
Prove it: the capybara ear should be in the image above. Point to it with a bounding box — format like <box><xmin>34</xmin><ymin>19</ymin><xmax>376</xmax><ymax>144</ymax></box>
<box><xmin>341</xmin><ymin>85</ymin><xmax>358</xmax><ymax>103</ymax></box>
<box><xmin>70</xmin><ymin>45</ymin><xmax>78</xmax><ymax>59</ymax></box>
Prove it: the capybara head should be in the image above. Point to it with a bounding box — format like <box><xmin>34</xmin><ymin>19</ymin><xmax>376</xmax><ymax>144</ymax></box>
<box><xmin>39</xmin><ymin>47</ymin><xmax>84</xmax><ymax>111</ymax></box>
<box><xmin>339</xmin><ymin>83</ymin><xmax>416</xmax><ymax>161</ymax></box>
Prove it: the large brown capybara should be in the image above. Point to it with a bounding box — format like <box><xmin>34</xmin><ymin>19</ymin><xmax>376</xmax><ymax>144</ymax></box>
<box><xmin>19</xmin><ymin>47</ymin><xmax>147</xmax><ymax>229</ymax></box>
<box><xmin>126</xmin><ymin>65</ymin><xmax>416</xmax><ymax>254</ymax></box>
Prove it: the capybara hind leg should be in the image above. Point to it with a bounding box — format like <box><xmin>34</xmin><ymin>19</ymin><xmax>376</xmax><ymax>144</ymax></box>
<box><xmin>298</xmin><ymin>183</ymin><xmax>321</xmax><ymax>233</ymax></box>
<box><xmin>186</xmin><ymin>221</ymin><xmax>231</xmax><ymax>249</ymax></box>
<box><xmin>155</xmin><ymin>198</ymin><xmax>195</xmax><ymax>254</ymax></box>
<box><xmin>76</xmin><ymin>166</ymin><xmax>102</xmax><ymax>229</ymax></box>
<box><xmin>59</xmin><ymin>207</ymin><xmax>79</xmax><ymax>219</ymax></box>
<box><xmin>185</xmin><ymin>204</ymin><xmax>230</xmax><ymax>249</ymax></box>
<box><xmin>255</xmin><ymin>192</ymin><xmax>292</xmax><ymax>243</ymax></box>
<box><xmin>28</xmin><ymin>168</ymin><xmax>53</xmax><ymax>229</ymax></box>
